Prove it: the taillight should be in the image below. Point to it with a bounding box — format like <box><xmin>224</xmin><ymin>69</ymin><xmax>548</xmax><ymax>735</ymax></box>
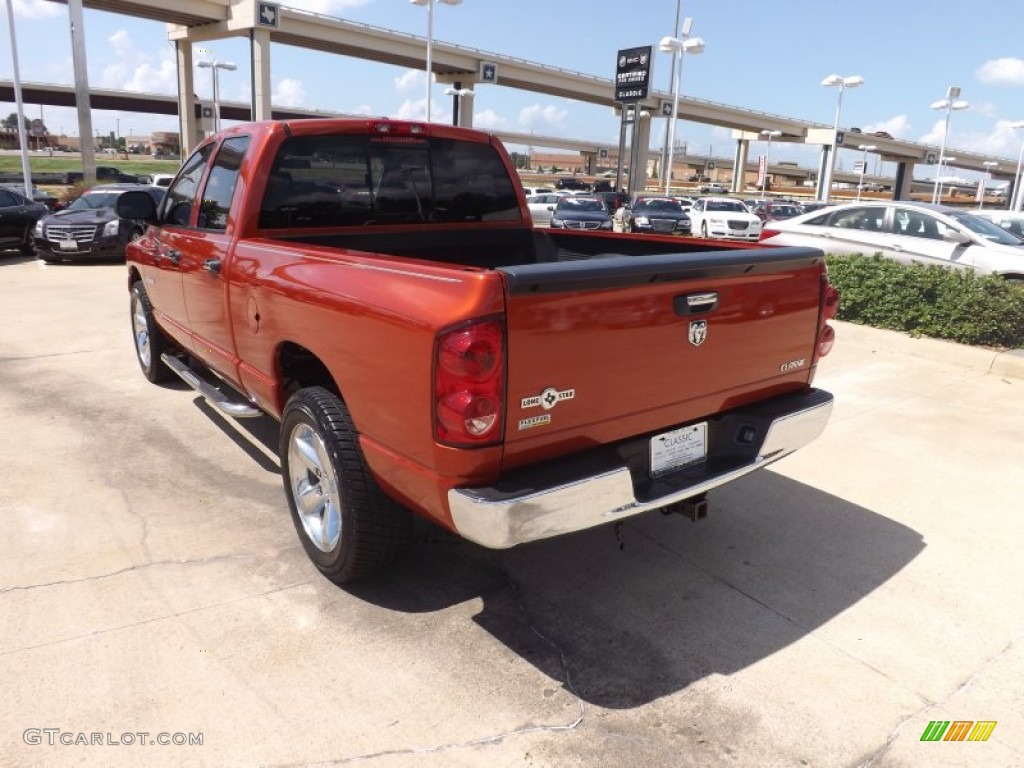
<box><xmin>434</xmin><ymin>317</ymin><xmax>505</xmax><ymax>447</ymax></box>
<box><xmin>815</xmin><ymin>270</ymin><xmax>840</xmax><ymax>360</ymax></box>
<box><xmin>759</xmin><ymin>227</ymin><xmax>780</xmax><ymax>241</ymax></box>
<box><xmin>822</xmin><ymin>283</ymin><xmax>840</xmax><ymax>321</ymax></box>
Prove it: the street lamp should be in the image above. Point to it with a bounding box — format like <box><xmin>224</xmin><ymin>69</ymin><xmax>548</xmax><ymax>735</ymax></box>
<box><xmin>197</xmin><ymin>58</ymin><xmax>237</xmax><ymax>133</ymax></box>
<box><xmin>855</xmin><ymin>143</ymin><xmax>876</xmax><ymax>201</ymax></box>
<box><xmin>935</xmin><ymin>157</ymin><xmax>957</xmax><ymax>203</ymax></box>
<box><xmin>660</xmin><ymin>20</ymin><xmax>705</xmax><ymax>194</ymax></box>
<box><xmin>759</xmin><ymin>129</ymin><xmax>781</xmax><ymax>199</ymax></box>
<box><xmin>929</xmin><ymin>86</ymin><xmax>969</xmax><ymax>204</ymax></box>
<box><xmin>820</xmin><ymin>74</ymin><xmax>864</xmax><ymax>203</ymax></box>
<box><xmin>444</xmin><ymin>86</ymin><xmax>473</xmax><ymax>126</ymax></box>
<box><xmin>1009</xmin><ymin>121</ymin><xmax>1024</xmax><ymax>211</ymax></box>
<box><xmin>410</xmin><ymin>0</ymin><xmax>462</xmax><ymax>123</ymax></box>
<box><xmin>979</xmin><ymin>161</ymin><xmax>998</xmax><ymax>210</ymax></box>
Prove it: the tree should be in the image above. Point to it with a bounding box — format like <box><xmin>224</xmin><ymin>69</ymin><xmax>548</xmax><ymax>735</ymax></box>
<box><xmin>1</xmin><ymin>113</ymin><xmax>30</xmax><ymax>132</ymax></box>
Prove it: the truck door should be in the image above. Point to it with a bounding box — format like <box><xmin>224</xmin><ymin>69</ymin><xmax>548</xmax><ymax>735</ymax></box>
<box><xmin>141</xmin><ymin>145</ymin><xmax>214</xmax><ymax>346</ymax></box>
<box><xmin>181</xmin><ymin>136</ymin><xmax>251</xmax><ymax>383</ymax></box>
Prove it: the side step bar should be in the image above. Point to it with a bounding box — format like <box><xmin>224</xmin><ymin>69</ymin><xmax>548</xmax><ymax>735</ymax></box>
<box><xmin>161</xmin><ymin>353</ymin><xmax>262</xmax><ymax>419</ymax></box>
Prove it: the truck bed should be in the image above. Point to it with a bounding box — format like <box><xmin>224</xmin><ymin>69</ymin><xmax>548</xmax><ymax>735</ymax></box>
<box><xmin>264</xmin><ymin>227</ymin><xmax>761</xmax><ymax>271</ymax></box>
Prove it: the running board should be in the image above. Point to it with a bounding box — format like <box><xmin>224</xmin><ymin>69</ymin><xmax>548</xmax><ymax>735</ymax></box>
<box><xmin>161</xmin><ymin>353</ymin><xmax>262</xmax><ymax>419</ymax></box>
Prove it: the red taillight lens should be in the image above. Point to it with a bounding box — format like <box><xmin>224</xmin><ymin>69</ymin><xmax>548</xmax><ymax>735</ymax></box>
<box><xmin>822</xmin><ymin>284</ymin><xmax>840</xmax><ymax>321</ymax></box>
<box><xmin>434</xmin><ymin>318</ymin><xmax>505</xmax><ymax>446</ymax></box>
<box><xmin>818</xmin><ymin>324</ymin><xmax>836</xmax><ymax>358</ymax></box>
<box><xmin>759</xmin><ymin>227</ymin><xmax>780</xmax><ymax>241</ymax></box>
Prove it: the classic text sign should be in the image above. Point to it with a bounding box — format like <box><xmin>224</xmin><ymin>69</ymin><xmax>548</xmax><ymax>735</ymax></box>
<box><xmin>615</xmin><ymin>46</ymin><xmax>653</xmax><ymax>103</ymax></box>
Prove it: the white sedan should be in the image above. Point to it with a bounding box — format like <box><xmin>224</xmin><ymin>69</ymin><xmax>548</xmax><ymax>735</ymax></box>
<box><xmin>758</xmin><ymin>201</ymin><xmax>1024</xmax><ymax>278</ymax></box>
<box><xmin>688</xmin><ymin>196</ymin><xmax>763</xmax><ymax>241</ymax></box>
<box><xmin>526</xmin><ymin>193</ymin><xmax>565</xmax><ymax>226</ymax></box>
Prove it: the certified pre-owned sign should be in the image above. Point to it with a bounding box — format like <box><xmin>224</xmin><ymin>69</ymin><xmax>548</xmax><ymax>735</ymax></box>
<box><xmin>615</xmin><ymin>46</ymin><xmax>653</xmax><ymax>103</ymax></box>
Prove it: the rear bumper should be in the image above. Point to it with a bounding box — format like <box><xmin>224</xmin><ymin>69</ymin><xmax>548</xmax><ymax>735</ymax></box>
<box><xmin>449</xmin><ymin>388</ymin><xmax>833</xmax><ymax>549</ymax></box>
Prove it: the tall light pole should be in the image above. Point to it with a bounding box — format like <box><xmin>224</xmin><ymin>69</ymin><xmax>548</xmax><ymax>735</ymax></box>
<box><xmin>659</xmin><ymin>0</ymin><xmax>682</xmax><ymax>189</ymax></box>
<box><xmin>820</xmin><ymin>74</ymin><xmax>864</xmax><ymax>203</ymax></box>
<box><xmin>935</xmin><ymin>157</ymin><xmax>956</xmax><ymax>204</ymax></box>
<box><xmin>1009</xmin><ymin>121</ymin><xmax>1024</xmax><ymax>211</ymax></box>
<box><xmin>855</xmin><ymin>143</ymin><xmax>876</xmax><ymax>201</ymax></box>
<box><xmin>444</xmin><ymin>86</ymin><xmax>473</xmax><ymax>126</ymax></box>
<box><xmin>979</xmin><ymin>161</ymin><xmax>998</xmax><ymax>210</ymax></box>
<box><xmin>410</xmin><ymin>0</ymin><xmax>462</xmax><ymax>123</ymax></box>
<box><xmin>4</xmin><ymin>0</ymin><xmax>33</xmax><ymax>198</ymax></box>
<box><xmin>929</xmin><ymin>86</ymin><xmax>969</xmax><ymax>204</ymax></box>
<box><xmin>759</xmin><ymin>129</ymin><xmax>781</xmax><ymax>199</ymax></box>
<box><xmin>197</xmin><ymin>58</ymin><xmax>237</xmax><ymax>133</ymax></box>
<box><xmin>660</xmin><ymin>20</ymin><xmax>705</xmax><ymax>194</ymax></box>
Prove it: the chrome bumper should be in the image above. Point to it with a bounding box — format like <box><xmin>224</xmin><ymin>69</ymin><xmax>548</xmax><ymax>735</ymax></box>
<box><xmin>449</xmin><ymin>391</ymin><xmax>833</xmax><ymax>549</ymax></box>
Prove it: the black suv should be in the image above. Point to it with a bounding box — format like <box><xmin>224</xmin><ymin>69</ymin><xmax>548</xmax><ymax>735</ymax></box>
<box><xmin>34</xmin><ymin>184</ymin><xmax>165</xmax><ymax>263</ymax></box>
<box><xmin>555</xmin><ymin>177</ymin><xmax>590</xmax><ymax>192</ymax></box>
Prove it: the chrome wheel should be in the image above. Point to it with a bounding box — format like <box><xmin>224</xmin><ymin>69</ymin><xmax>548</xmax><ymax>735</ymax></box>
<box><xmin>131</xmin><ymin>292</ymin><xmax>151</xmax><ymax>368</ymax></box>
<box><xmin>287</xmin><ymin>422</ymin><xmax>342</xmax><ymax>553</ymax></box>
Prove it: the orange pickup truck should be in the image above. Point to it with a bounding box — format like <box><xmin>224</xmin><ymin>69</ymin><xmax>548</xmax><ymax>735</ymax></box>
<box><xmin>118</xmin><ymin>118</ymin><xmax>838</xmax><ymax>584</ymax></box>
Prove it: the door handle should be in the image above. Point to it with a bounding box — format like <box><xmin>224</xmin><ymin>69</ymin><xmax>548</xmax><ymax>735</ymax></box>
<box><xmin>891</xmin><ymin>244</ymin><xmax>903</xmax><ymax>252</ymax></box>
<box><xmin>674</xmin><ymin>291</ymin><xmax>720</xmax><ymax>315</ymax></box>
<box><xmin>204</xmin><ymin>258</ymin><xmax>221</xmax><ymax>275</ymax></box>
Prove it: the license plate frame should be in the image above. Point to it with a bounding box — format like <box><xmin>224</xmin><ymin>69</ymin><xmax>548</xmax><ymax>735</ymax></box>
<box><xmin>59</xmin><ymin>239</ymin><xmax>78</xmax><ymax>251</ymax></box>
<box><xmin>649</xmin><ymin>422</ymin><xmax>707</xmax><ymax>478</ymax></box>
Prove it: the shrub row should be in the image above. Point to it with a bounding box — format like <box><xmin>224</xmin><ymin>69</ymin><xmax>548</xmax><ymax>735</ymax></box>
<box><xmin>824</xmin><ymin>254</ymin><xmax>1024</xmax><ymax>349</ymax></box>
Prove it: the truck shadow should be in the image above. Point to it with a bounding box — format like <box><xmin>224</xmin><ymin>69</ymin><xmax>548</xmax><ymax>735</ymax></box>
<box><xmin>349</xmin><ymin>471</ymin><xmax>924</xmax><ymax>709</ymax></box>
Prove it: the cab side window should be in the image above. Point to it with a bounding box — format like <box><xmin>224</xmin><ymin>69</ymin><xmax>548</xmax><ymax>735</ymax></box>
<box><xmin>162</xmin><ymin>145</ymin><xmax>213</xmax><ymax>227</ymax></box>
<box><xmin>197</xmin><ymin>137</ymin><xmax>250</xmax><ymax>231</ymax></box>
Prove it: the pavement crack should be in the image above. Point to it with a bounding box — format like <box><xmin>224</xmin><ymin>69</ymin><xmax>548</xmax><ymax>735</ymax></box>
<box><xmin>854</xmin><ymin>629</ymin><xmax>1024</xmax><ymax>768</ymax></box>
<box><xmin>0</xmin><ymin>580</ymin><xmax>312</xmax><ymax>657</ymax></box>
<box><xmin>271</xmin><ymin>564</ymin><xmax>586</xmax><ymax>767</ymax></box>
<box><xmin>0</xmin><ymin>554</ymin><xmax>252</xmax><ymax>594</ymax></box>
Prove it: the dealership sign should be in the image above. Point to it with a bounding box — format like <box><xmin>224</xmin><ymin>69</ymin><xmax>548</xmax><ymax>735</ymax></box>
<box><xmin>615</xmin><ymin>46</ymin><xmax>653</xmax><ymax>103</ymax></box>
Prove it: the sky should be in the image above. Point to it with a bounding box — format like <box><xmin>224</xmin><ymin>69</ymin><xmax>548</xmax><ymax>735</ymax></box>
<box><xmin>2</xmin><ymin>0</ymin><xmax>1024</xmax><ymax>182</ymax></box>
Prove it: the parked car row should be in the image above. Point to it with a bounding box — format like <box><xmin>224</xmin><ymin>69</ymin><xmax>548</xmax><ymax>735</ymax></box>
<box><xmin>758</xmin><ymin>201</ymin><xmax>1024</xmax><ymax>278</ymax></box>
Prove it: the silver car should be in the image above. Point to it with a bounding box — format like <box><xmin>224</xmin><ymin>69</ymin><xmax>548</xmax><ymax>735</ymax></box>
<box><xmin>759</xmin><ymin>201</ymin><xmax>1024</xmax><ymax>278</ymax></box>
<box><xmin>525</xmin><ymin>193</ymin><xmax>564</xmax><ymax>226</ymax></box>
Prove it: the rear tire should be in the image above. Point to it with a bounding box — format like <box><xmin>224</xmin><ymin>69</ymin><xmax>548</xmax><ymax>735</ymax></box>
<box><xmin>130</xmin><ymin>281</ymin><xmax>174</xmax><ymax>383</ymax></box>
<box><xmin>280</xmin><ymin>387</ymin><xmax>410</xmax><ymax>584</ymax></box>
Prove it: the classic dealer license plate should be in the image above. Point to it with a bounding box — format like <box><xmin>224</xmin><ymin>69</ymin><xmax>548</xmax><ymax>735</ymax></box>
<box><xmin>650</xmin><ymin>422</ymin><xmax>707</xmax><ymax>478</ymax></box>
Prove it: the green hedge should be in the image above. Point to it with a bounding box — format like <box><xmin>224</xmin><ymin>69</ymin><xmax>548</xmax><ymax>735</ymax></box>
<box><xmin>825</xmin><ymin>254</ymin><xmax>1024</xmax><ymax>349</ymax></box>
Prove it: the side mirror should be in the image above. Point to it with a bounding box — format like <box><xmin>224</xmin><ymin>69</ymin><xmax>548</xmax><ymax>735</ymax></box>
<box><xmin>547</xmin><ymin>206</ymin><xmax>555</xmax><ymax>211</ymax></box>
<box><xmin>115</xmin><ymin>190</ymin><xmax>158</xmax><ymax>223</ymax></box>
<box><xmin>942</xmin><ymin>229</ymin><xmax>971</xmax><ymax>245</ymax></box>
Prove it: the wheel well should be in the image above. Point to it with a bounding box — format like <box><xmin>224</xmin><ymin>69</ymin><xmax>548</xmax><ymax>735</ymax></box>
<box><xmin>277</xmin><ymin>342</ymin><xmax>341</xmax><ymax>405</ymax></box>
<box><xmin>127</xmin><ymin>266</ymin><xmax>142</xmax><ymax>289</ymax></box>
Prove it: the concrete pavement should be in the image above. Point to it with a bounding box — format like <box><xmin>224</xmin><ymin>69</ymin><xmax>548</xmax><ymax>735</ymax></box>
<box><xmin>1</xmin><ymin>257</ymin><xmax>1021</xmax><ymax>767</ymax></box>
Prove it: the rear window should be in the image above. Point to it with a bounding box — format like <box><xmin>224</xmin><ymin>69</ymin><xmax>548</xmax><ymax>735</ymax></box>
<box><xmin>259</xmin><ymin>134</ymin><xmax>520</xmax><ymax>229</ymax></box>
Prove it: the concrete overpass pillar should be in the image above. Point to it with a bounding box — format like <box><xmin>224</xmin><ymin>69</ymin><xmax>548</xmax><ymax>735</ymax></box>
<box><xmin>815</xmin><ymin>145</ymin><xmax>831</xmax><ymax>200</ymax></box>
<box><xmin>250</xmin><ymin>28</ymin><xmax>272</xmax><ymax>121</ymax></box>
<box><xmin>176</xmin><ymin>41</ymin><xmax>197</xmax><ymax>157</ymax></box>
<box><xmin>893</xmin><ymin>160</ymin><xmax>914</xmax><ymax>201</ymax></box>
<box><xmin>731</xmin><ymin>139</ymin><xmax>749</xmax><ymax>194</ymax></box>
<box><xmin>456</xmin><ymin>90</ymin><xmax>474</xmax><ymax>129</ymax></box>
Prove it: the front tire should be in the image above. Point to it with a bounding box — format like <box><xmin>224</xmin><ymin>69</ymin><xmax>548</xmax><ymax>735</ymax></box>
<box><xmin>130</xmin><ymin>281</ymin><xmax>174</xmax><ymax>383</ymax></box>
<box><xmin>280</xmin><ymin>387</ymin><xmax>410</xmax><ymax>584</ymax></box>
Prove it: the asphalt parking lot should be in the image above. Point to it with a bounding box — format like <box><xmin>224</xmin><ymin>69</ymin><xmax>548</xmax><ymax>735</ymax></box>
<box><xmin>1</xmin><ymin>256</ymin><xmax>1022</xmax><ymax>768</ymax></box>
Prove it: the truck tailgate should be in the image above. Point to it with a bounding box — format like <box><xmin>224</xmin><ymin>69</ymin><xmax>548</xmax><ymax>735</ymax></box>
<box><xmin>498</xmin><ymin>247</ymin><xmax>825</xmax><ymax>468</ymax></box>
